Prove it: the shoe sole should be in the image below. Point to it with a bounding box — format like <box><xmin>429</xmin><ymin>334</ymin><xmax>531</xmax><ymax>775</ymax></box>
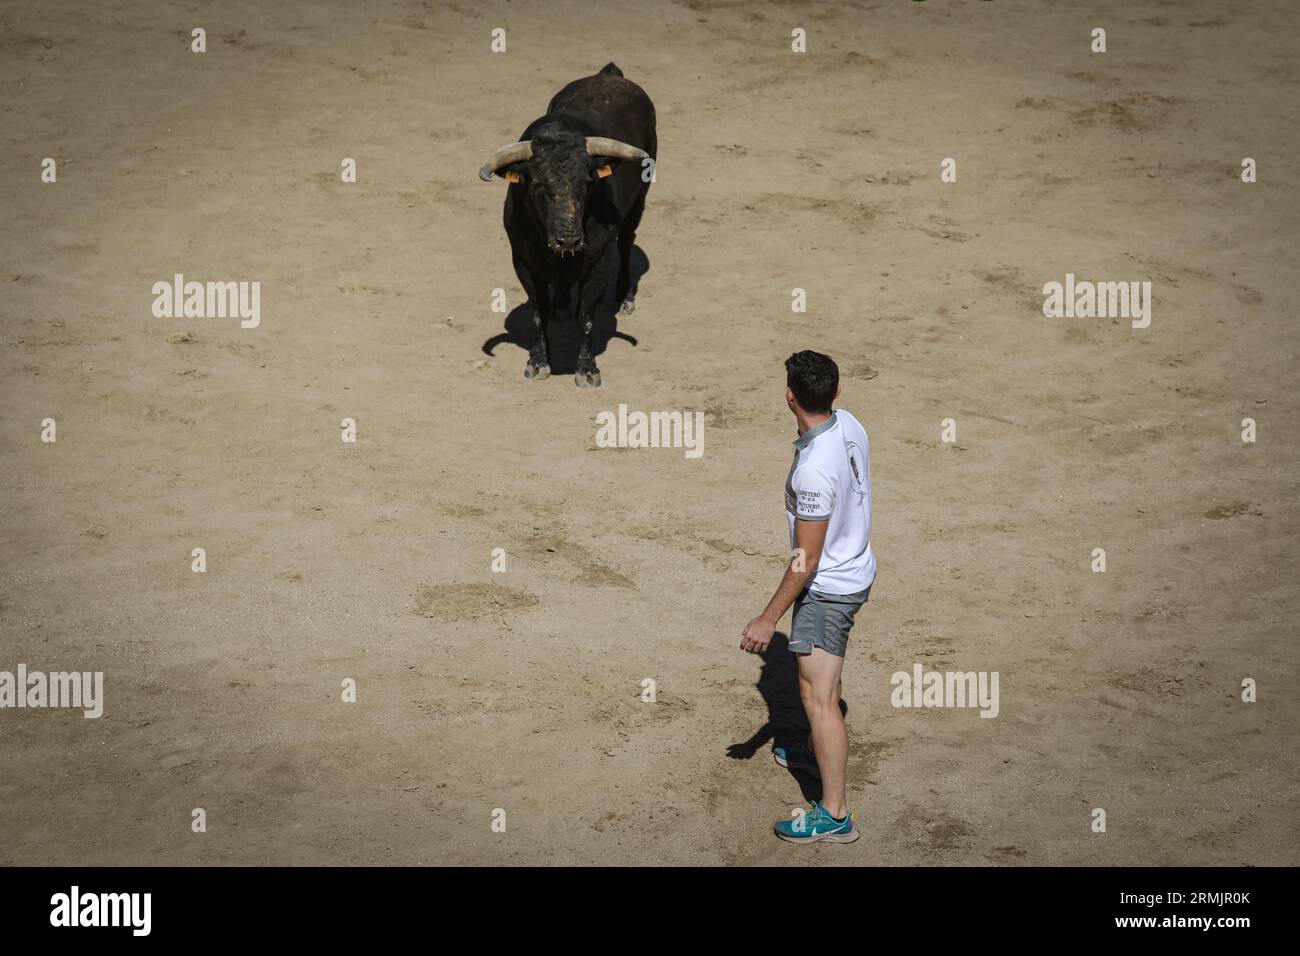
<box><xmin>773</xmin><ymin>752</ymin><xmax>821</xmax><ymax>779</ymax></box>
<box><xmin>775</xmin><ymin>827</ymin><xmax>861</xmax><ymax>845</ymax></box>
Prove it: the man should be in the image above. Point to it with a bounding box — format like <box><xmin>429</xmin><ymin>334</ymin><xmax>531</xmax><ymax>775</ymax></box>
<box><xmin>740</xmin><ymin>350</ymin><xmax>876</xmax><ymax>845</ymax></box>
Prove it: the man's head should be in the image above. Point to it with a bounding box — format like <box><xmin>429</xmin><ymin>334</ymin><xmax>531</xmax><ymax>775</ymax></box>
<box><xmin>784</xmin><ymin>350</ymin><xmax>840</xmax><ymax>415</ymax></box>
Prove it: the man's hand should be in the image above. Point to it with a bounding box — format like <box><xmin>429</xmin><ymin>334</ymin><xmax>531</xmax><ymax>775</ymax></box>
<box><xmin>740</xmin><ymin>615</ymin><xmax>776</xmax><ymax>654</ymax></box>
<box><xmin>740</xmin><ymin>519</ymin><xmax>825</xmax><ymax>655</ymax></box>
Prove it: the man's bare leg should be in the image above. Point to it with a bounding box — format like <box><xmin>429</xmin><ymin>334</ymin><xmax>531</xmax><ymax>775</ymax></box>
<box><xmin>805</xmin><ymin>679</ymin><xmax>843</xmax><ymax>754</ymax></box>
<box><xmin>798</xmin><ymin>647</ymin><xmax>848</xmax><ymax>819</ymax></box>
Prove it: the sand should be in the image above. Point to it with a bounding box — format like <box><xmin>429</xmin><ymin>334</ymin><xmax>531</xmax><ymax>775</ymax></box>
<box><xmin>1</xmin><ymin>0</ymin><xmax>1296</xmax><ymax>865</ymax></box>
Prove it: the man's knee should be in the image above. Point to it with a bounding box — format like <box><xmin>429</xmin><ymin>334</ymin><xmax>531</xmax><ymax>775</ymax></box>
<box><xmin>801</xmin><ymin>683</ymin><xmax>840</xmax><ymax>716</ymax></box>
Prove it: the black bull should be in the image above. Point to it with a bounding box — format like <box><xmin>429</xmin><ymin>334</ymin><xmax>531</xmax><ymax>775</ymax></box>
<box><xmin>478</xmin><ymin>63</ymin><xmax>657</xmax><ymax>387</ymax></box>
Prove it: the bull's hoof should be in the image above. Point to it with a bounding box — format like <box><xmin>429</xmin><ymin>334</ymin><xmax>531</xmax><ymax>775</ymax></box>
<box><xmin>524</xmin><ymin>362</ymin><xmax>551</xmax><ymax>380</ymax></box>
<box><xmin>618</xmin><ymin>295</ymin><xmax>636</xmax><ymax>316</ymax></box>
<box><xmin>574</xmin><ymin>368</ymin><xmax>602</xmax><ymax>388</ymax></box>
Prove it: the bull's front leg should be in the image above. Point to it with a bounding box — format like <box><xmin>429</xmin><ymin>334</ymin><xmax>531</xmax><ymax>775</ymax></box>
<box><xmin>574</xmin><ymin>245</ymin><xmax>615</xmax><ymax>388</ymax></box>
<box><xmin>519</xmin><ymin>267</ymin><xmax>552</xmax><ymax>380</ymax></box>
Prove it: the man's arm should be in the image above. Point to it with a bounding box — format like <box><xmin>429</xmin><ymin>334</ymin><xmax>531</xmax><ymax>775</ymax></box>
<box><xmin>740</xmin><ymin>518</ymin><xmax>828</xmax><ymax>653</ymax></box>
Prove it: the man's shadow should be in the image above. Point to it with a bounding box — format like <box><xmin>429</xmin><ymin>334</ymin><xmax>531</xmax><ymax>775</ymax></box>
<box><xmin>481</xmin><ymin>246</ymin><xmax>648</xmax><ymax>374</ymax></box>
<box><xmin>726</xmin><ymin>632</ymin><xmax>848</xmax><ymax>805</ymax></box>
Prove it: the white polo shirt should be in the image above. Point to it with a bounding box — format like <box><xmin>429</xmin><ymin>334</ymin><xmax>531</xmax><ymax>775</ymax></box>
<box><xmin>784</xmin><ymin>408</ymin><xmax>876</xmax><ymax>595</ymax></box>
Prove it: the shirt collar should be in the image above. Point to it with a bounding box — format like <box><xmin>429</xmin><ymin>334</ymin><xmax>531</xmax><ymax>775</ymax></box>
<box><xmin>793</xmin><ymin>410</ymin><xmax>837</xmax><ymax>450</ymax></box>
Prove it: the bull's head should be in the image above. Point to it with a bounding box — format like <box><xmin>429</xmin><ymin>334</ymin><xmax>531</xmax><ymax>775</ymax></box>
<box><xmin>479</xmin><ymin>124</ymin><xmax>648</xmax><ymax>256</ymax></box>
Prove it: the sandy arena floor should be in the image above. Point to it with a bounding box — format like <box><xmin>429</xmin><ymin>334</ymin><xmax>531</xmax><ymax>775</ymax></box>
<box><xmin>1</xmin><ymin>0</ymin><xmax>1297</xmax><ymax>865</ymax></box>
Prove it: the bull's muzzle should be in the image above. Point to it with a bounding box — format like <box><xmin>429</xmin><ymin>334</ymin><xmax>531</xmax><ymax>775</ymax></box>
<box><xmin>548</xmin><ymin>234</ymin><xmax>586</xmax><ymax>256</ymax></box>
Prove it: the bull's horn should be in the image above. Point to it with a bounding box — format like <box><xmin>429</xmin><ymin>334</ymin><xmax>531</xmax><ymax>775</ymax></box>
<box><xmin>478</xmin><ymin>141</ymin><xmax>533</xmax><ymax>182</ymax></box>
<box><xmin>585</xmin><ymin>137</ymin><xmax>648</xmax><ymax>162</ymax></box>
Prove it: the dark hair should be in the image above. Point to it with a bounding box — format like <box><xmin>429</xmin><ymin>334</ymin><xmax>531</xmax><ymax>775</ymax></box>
<box><xmin>785</xmin><ymin>350</ymin><xmax>839</xmax><ymax>413</ymax></box>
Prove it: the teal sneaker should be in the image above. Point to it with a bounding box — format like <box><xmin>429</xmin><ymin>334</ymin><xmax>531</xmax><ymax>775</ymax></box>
<box><xmin>774</xmin><ymin>802</ymin><xmax>860</xmax><ymax>844</ymax></box>
<box><xmin>773</xmin><ymin>743</ymin><xmax>821</xmax><ymax>779</ymax></box>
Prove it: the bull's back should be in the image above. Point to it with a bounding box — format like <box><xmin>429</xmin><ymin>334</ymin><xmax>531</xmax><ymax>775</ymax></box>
<box><xmin>547</xmin><ymin>70</ymin><xmax>657</xmax><ymax>158</ymax></box>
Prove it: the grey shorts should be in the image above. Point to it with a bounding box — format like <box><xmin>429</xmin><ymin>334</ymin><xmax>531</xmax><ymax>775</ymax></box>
<box><xmin>788</xmin><ymin>585</ymin><xmax>871</xmax><ymax>658</ymax></box>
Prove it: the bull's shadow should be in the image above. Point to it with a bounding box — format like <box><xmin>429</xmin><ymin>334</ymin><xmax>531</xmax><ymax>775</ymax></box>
<box><xmin>480</xmin><ymin>245</ymin><xmax>647</xmax><ymax>375</ymax></box>
<box><xmin>726</xmin><ymin>632</ymin><xmax>849</xmax><ymax>805</ymax></box>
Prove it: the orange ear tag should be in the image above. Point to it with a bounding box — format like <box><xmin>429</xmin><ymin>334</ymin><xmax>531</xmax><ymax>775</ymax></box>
<box><xmin>506</xmin><ymin>172</ymin><xmax>521</xmax><ymax>183</ymax></box>
<box><xmin>596</xmin><ymin>165</ymin><xmax>613</xmax><ymax>178</ymax></box>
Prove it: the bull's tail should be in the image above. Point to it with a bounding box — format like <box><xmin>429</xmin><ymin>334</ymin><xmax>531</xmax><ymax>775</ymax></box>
<box><xmin>599</xmin><ymin>62</ymin><xmax>624</xmax><ymax>78</ymax></box>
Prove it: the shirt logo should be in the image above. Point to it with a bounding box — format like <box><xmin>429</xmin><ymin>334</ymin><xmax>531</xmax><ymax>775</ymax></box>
<box><xmin>844</xmin><ymin>439</ymin><xmax>866</xmax><ymax>498</ymax></box>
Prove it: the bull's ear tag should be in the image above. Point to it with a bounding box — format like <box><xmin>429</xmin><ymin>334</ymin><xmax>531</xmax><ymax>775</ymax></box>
<box><xmin>596</xmin><ymin>164</ymin><xmax>613</xmax><ymax>178</ymax></box>
<box><xmin>506</xmin><ymin>171</ymin><xmax>521</xmax><ymax>184</ymax></box>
